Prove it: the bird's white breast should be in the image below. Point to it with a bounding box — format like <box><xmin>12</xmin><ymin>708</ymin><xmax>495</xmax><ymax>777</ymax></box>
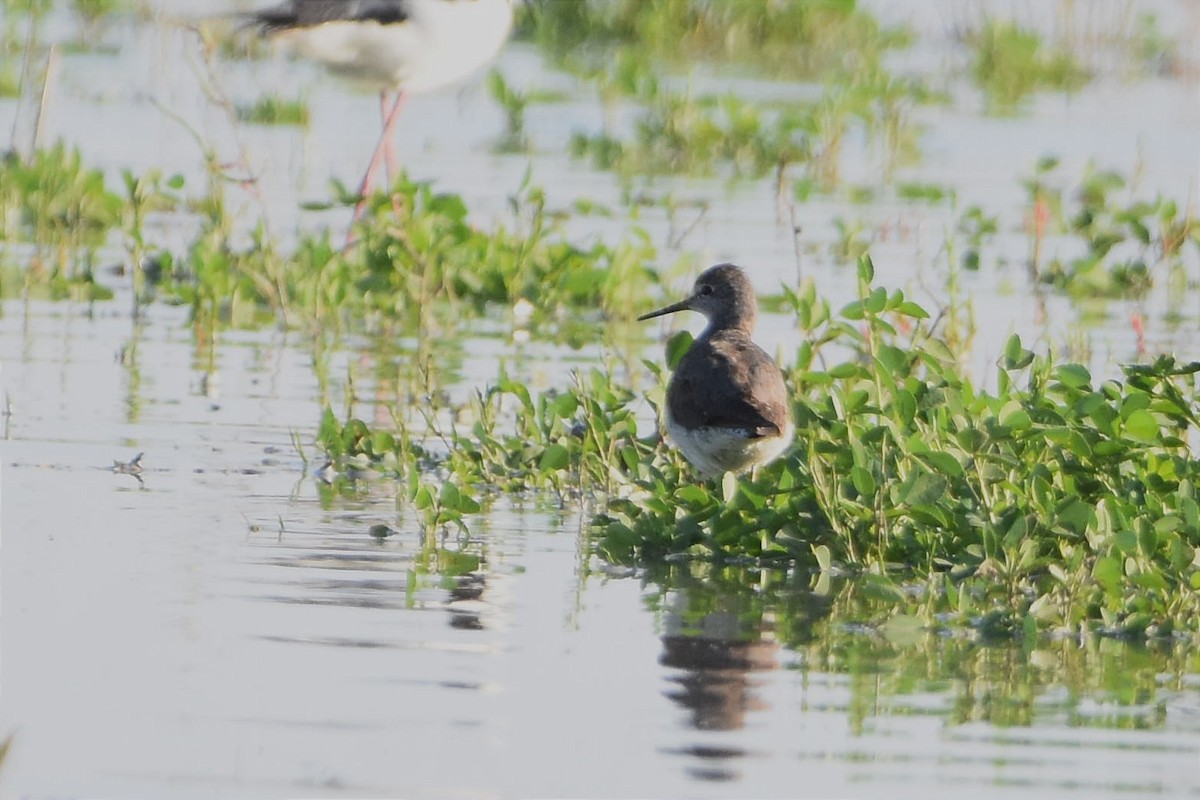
<box><xmin>276</xmin><ymin>0</ymin><xmax>514</xmax><ymax>93</ymax></box>
<box><xmin>665</xmin><ymin>408</ymin><xmax>795</xmax><ymax>478</ymax></box>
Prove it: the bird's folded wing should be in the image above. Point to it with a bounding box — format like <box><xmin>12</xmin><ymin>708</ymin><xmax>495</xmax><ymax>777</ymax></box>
<box><xmin>252</xmin><ymin>0</ymin><xmax>411</xmax><ymax>31</ymax></box>
<box><xmin>669</xmin><ymin>340</ymin><xmax>789</xmax><ymax>437</ymax></box>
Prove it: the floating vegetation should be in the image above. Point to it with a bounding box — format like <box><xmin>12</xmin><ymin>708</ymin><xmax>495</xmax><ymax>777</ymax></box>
<box><xmin>317</xmin><ymin>366</ymin><xmax>653</xmax><ymax>498</ymax></box>
<box><xmin>0</xmin><ymin>144</ymin><xmax>123</xmax><ymax>299</ymax></box>
<box><xmin>523</xmin><ymin>0</ymin><xmax>910</xmax><ymax>81</ymax></box>
<box><xmin>1024</xmin><ymin>158</ymin><xmax>1199</xmax><ymax>298</ymax></box>
<box><xmin>157</xmin><ymin>174</ymin><xmax>662</xmax><ymax>336</ymax></box>
<box><xmin>968</xmin><ymin>21</ymin><xmax>1091</xmax><ymax>115</ymax></box>
<box><xmin>486</xmin><ymin>71</ymin><xmax>569</xmax><ymax>154</ymax></box>
<box><xmin>508</xmin><ymin>1</ymin><xmax>938</xmax><ymax>195</ymax></box>
<box><xmin>308</xmin><ymin>255</ymin><xmax>1200</xmax><ymax>641</ymax></box>
<box><xmin>0</xmin><ymin>68</ymin><xmax>18</xmax><ymax>98</ymax></box>
<box><xmin>2</xmin><ymin>0</ymin><xmax>1196</xmax><ymax>647</ymax></box>
<box><xmin>235</xmin><ymin>94</ymin><xmax>310</xmax><ymax>127</ymax></box>
<box><xmin>562</xmin><ymin>49</ymin><xmax>939</xmax><ymax>191</ymax></box>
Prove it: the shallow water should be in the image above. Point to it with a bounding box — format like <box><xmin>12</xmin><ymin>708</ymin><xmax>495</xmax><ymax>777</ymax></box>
<box><xmin>3</xmin><ymin>1</ymin><xmax>1200</xmax><ymax>797</ymax></box>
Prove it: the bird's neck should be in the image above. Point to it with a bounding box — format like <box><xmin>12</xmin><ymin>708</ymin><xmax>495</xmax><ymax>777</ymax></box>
<box><xmin>700</xmin><ymin>316</ymin><xmax>755</xmax><ymax>341</ymax></box>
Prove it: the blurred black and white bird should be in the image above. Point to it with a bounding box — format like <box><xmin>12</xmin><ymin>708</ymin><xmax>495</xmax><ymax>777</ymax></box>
<box><xmin>246</xmin><ymin>0</ymin><xmax>516</xmax><ymax>211</ymax></box>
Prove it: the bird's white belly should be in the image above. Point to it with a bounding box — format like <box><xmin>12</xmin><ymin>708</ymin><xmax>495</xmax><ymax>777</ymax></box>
<box><xmin>665</xmin><ymin>409</ymin><xmax>794</xmax><ymax>477</ymax></box>
<box><xmin>277</xmin><ymin>0</ymin><xmax>513</xmax><ymax>93</ymax></box>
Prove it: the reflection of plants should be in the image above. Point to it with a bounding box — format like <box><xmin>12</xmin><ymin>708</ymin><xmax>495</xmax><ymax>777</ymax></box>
<box><xmin>70</xmin><ymin>0</ymin><xmax>120</xmax><ymax>40</ymax></box>
<box><xmin>641</xmin><ymin>559</ymin><xmax>1190</xmax><ymax>731</ymax></box>
<box><xmin>0</xmin><ymin>0</ymin><xmax>51</xmax><ymax>97</ymax></box>
<box><xmin>832</xmin><ymin>217</ymin><xmax>870</xmax><ymax>263</ymax></box>
<box><xmin>968</xmin><ymin>21</ymin><xmax>1090</xmax><ymax>115</ymax></box>
<box><xmin>71</xmin><ymin>0</ymin><xmax>120</xmax><ymax>23</ymax></box>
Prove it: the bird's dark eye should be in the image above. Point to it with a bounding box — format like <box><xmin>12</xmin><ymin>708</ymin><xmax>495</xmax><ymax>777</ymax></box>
<box><xmin>699</xmin><ymin>284</ymin><xmax>714</xmax><ymax>295</ymax></box>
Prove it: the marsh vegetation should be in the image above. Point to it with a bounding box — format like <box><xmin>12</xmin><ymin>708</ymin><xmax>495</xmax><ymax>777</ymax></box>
<box><xmin>3</xmin><ymin>0</ymin><xmax>1200</xmax><ymax>796</ymax></box>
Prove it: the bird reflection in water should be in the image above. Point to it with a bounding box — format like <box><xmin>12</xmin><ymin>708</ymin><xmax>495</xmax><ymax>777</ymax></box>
<box><xmin>446</xmin><ymin>570</ymin><xmax>488</xmax><ymax>631</ymax></box>
<box><xmin>657</xmin><ymin>580</ymin><xmax>834</xmax><ymax>782</ymax></box>
<box><xmin>660</xmin><ymin>594</ymin><xmax>779</xmax><ymax>733</ymax></box>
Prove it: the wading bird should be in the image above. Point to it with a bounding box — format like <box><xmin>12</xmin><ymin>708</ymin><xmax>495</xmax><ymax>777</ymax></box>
<box><xmin>639</xmin><ymin>263</ymin><xmax>794</xmax><ymax>477</ymax></box>
<box><xmin>247</xmin><ymin>0</ymin><xmax>515</xmax><ymax>216</ymax></box>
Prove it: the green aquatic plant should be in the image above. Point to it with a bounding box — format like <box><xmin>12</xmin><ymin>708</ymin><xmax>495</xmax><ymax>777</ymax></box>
<box><xmin>524</xmin><ymin>0</ymin><xmax>909</xmax><ymax>81</ymax></box>
<box><xmin>0</xmin><ymin>144</ymin><xmax>123</xmax><ymax>299</ymax></box>
<box><xmin>120</xmin><ymin>168</ymin><xmax>184</xmax><ymax>314</ymax></box>
<box><xmin>158</xmin><ymin>174</ymin><xmax>662</xmax><ymax>336</ymax></box>
<box><xmin>236</xmin><ymin>94</ymin><xmax>310</xmax><ymax>127</ymax></box>
<box><xmin>565</xmin><ymin>41</ymin><xmax>940</xmax><ymax>193</ymax></box>
<box><xmin>485</xmin><ymin>71</ymin><xmax>570</xmax><ymax>154</ymax></box>
<box><xmin>601</xmin><ymin>256</ymin><xmax>1200</xmax><ymax>638</ymax></box>
<box><xmin>1025</xmin><ymin>159</ymin><xmax>1199</xmax><ymax>298</ymax></box>
<box><xmin>315</xmin><ymin>365</ymin><xmax>656</xmax><ymax>498</ymax></box>
<box><xmin>968</xmin><ymin>20</ymin><xmax>1090</xmax><ymax>115</ymax></box>
<box><xmin>308</xmin><ymin>255</ymin><xmax>1200</xmax><ymax>639</ymax></box>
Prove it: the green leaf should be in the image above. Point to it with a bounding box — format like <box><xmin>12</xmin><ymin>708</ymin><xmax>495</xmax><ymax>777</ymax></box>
<box><xmin>539</xmin><ymin>443</ymin><xmax>571</xmax><ymax>472</ymax></box>
<box><xmin>675</xmin><ymin>485</ymin><xmax>710</xmax><ymax>505</ymax></box>
<box><xmin>1093</xmin><ymin>556</ymin><xmax>1123</xmax><ymax>593</ymax></box>
<box><xmin>864</xmin><ymin>286</ymin><xmax>887</xmax><ymax>314</ymax></box>
<box><xmin>856</xmin><ymin>254</ymin><xmax>875</xmax><ymax>283</ymax></box>
<box><xmin>1122</xmin><ymin>408</ymin><xmax>1159</xmax><ymax>443</ymax></box>
<box><xmin>370</xmin><ymin>430</ymin><xmax>396</xmax><ymax>455</ymax></box>
<box><xmin>828</xmin><ymin>362</ymin><xmax>862</xmax><ymax>379</ymax></box>
<box><xmin>813</xmin><ymin>543</ymin><xmax>832</xmax><ymax>572</ymax></box>
<box><xmin>921</xmin><ymin>451</ymin><xmax>964</xmax><ymax>479</ymax></box>
<box><xmin>721</xmin><ymin>471</ymin><xmax>738</xmax><ymax>504</ymax></box>
<box><xmin>851</xmin><ymin>466</ymin><xmax>876</xmax><ymax>497</ymax></box>
<box><xmin>1000</xmin><ymin>402</ymin><xmax>1032</xmax><ymax>430</ymax></box>
<box><xmin>1002</xmin><ymin>334</ymin><xmax>1034</xmax><ymax>370</ymax></box>
<box><xmin>414</xmin><ymin>486</ymin><xmax>434</xmax><ymax>510</ymax></box>
<box><xmin>1054</xmin><ymin>363</ymin><xmax>1092</xmax><ymax>389</ymax></box>
<box><xmin>840</xmin><ymin>300</ymin><xmax>865</xmax><ymax>320</ymax></box>
<box><xmin>903</xmin><ymin>472</ymin><xmax>947</xmax><ymax>506</ymax></box>
<box><xmin>895</xmin><ymin>301</ymin><xmax>930</xmax><ymax>319</ymax></box>
<box><xmin>665</xmin><ymin>330</ymin><xmax>694</xmax><ymax>369</ymax></box>
<box><xmin>1113</xmin><ymin>529</ymin><xmax>1138</xmax><ymax>554</ymax></box>
<box><xmin>439</xmin><ymin>481</ymin><xmax>460</xmax><ymax>509</ymax></box>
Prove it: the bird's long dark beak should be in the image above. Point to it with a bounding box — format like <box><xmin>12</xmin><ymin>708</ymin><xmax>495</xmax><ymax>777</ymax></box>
<box><xmin>638</xmin><ymin>296</ymin><xmax>694</xmax><ymax>321</ymax></box>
